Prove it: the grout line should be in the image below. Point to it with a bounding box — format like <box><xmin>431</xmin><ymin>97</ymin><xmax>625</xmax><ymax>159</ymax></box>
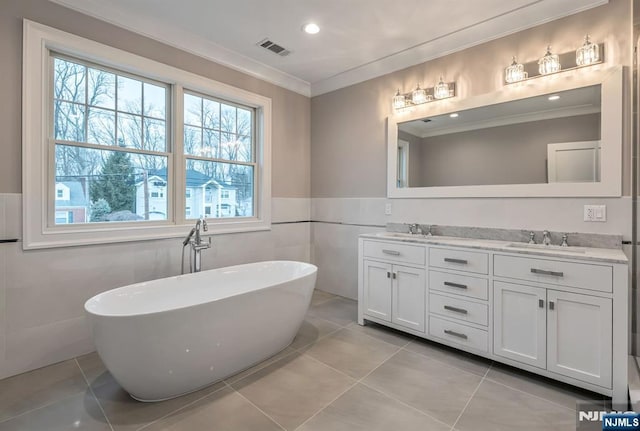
<box><xmin>357</xmin><ymin>381</ymin><xmax>454</xmax><ymax>430</ymax></box>
<box><xmin>75</xmin><ymin>358</ymin><xmax>115</xmax><ymax>431</ymax></box>
<box><xmin>135</xmin><ymin>382</ymin><xmax>231</xmax><ymax>431</ymax></box>
<box><xmin>230</xmin><ymin>382</ymin><xmax>288</xmax><ymax>431</ymax></box>
<box><xmin>450</xmin><ymin>363</ymin><xmax>492</xmax><ymax>430</ymax></box>
<box><xmin>292</xmin><ymin>381</ymin><xmax>359</xmax><ymax>431</ymax></box>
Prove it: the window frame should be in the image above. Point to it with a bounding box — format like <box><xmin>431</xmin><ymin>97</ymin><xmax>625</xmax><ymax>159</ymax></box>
<box><xmin>23</xmin><ymin>20</ymin><xmax>272</xmax><ymax>249</ymax></box>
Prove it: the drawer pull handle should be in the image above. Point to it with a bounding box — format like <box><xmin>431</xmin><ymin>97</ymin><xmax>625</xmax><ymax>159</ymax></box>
<box><xmin>444</xmin><ymin>305</ymin><xmax>468</xmax><ymax>315</ymax></box>
<box><xmin>530</xmin><ymin>268</ymin><xmax>564</xmax><ymax>277</ymax></box>
<box><xmin>382</xmin><ymin>249</ymin><xmax>401</xmax><ymax>256</ymax></box>
<box><xmin>444</xmin><ymin>329</ymin><xmax>468</xmax><ymax>340</ymax></box>
<box><xmin>549</xmin><ymin>301</ymin><xmax>555</xmax><ymax>311</ymax></box>
<box><xmin>387</xmin><ymin>271</ymin><xmax>391</xmax><ymax>279</ymax></box>
<box><xmin>538</xmin><ymin>299</ymin><xmax>544</xmax><ymax>308</ymax></box>
<box><xmin>444</xmin><ymin>258</ymin><xmax>468</xmax><ymax>264</ymax></box>
<box><xmin>443</xmin><ymin>281</ymin><xmax>468</xmax><ymax>289</ymax></box>
<box><xmin>392</xmin><ymin>272</ymin><xmax>397</xmax><ymax>279</ymax></box>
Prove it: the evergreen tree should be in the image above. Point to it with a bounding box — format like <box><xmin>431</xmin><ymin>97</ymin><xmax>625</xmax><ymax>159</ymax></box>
<box><xmin>89</xmin><ymin>198</ymin><xmax>111</xmax><ymax>222</ymax></box>
<box><xmin>90</xmin><ymin>152</ymin><xmax>135</xmax><ymax>212</ymax></box>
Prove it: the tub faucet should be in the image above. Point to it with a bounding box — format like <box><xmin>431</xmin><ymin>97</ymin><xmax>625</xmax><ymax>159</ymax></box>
<box><xmin>182</xmin><ymin>218</ymin><xmax>211</xmax><ymax>274</ymax></box>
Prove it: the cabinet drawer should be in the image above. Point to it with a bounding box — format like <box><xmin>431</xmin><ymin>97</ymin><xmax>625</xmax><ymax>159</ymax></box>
<box><xmin>429</xmin><ymin>248</ymin><xmax>488</xmax><ymax>274</ymax></box>
<box><xmin>429</xmin><ymin>293</ymin><xmax>488</xmax><ymax>326</ymax></box>
<box><xmin>429</xmin><ymin>270</ymin><xmax>489</xmax><ymax>300</ymax></box>
<box><xmin>494</xmin><ymin>254</ymin><xmax>612</xmax><ymax>293</ymax></box>
<box><xmin>363</xmin><ymin>240</ymin><xmax>426</xmax><ymax>266</ymax></box>
<box><xmin>429</xmin><ymin>316</ymin><xmax>488</xmax><ymax>352</ymax></box>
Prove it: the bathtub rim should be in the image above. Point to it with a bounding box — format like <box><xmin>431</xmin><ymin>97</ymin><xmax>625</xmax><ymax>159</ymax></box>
<box><xmin>84</xmin><ymin>260</ymin><xmax>317</xmax><ymax>318</ymax></box>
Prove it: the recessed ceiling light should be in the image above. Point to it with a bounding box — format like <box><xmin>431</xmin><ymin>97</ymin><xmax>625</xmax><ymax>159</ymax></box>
<box><xmin>548</xmin><ymin>95</ymin><xmax>560</xmax><ymax>101</ymax></box>
<box><xmin>303</xmin><ymin>23</ymin><xmax>320</xmax><ymax>34</ymax></box>
<box><xmin>450</xmin><ymin>113</ymin><xmax>459</xmax><ymax>118</ymax></box>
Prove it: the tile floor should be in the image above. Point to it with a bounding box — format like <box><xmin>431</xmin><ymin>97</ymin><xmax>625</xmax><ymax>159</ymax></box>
<box><xmin>0</xmin><ymin>290</ymin><xmax>607</xmax><ymax>431</ymax></box>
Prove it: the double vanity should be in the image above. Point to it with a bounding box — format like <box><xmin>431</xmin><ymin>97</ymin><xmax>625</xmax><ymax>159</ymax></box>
<box><xmin>357</xmin><ymin>229</ymin><xmax>628</xmax><ymax>403</ymax></box>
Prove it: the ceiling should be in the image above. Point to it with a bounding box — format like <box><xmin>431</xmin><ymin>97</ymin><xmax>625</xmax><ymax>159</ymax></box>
<box><xmin>49</xmin><ymin>0</ymin><xmax>607</xmax><ymax>97</ymax></box>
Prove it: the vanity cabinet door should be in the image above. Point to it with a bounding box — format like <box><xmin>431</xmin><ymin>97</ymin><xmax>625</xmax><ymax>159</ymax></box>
<box><xmin>363</xmin><ymin>260</ymin><xmax>393</xmax><ymax>322</ymax></box>
<box><xmin>493</xmin><ymin>281</ymin><xmax>547</xmax><ymax>369</ymax></box>
<box><xmin>392</xmin><ymin>265</ymin><xmax>426</xmax><ymax>332</ymax></box>
<box><xmin>547</xmin><ymin>290</ymin><xmax>612</xmax><ymax>388</ymax></box>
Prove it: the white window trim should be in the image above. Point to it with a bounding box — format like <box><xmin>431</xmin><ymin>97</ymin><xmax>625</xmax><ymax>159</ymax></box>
<box><xmin>23</xmin><ymin>20</ymin><xmax>272</xmax><ymax>249</ymax></box>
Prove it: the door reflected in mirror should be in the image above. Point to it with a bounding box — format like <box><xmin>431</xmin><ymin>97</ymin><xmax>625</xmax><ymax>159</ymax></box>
<box><xmin>397</xmin><ymin>85</ymin><xmax>601</xmax><ymax>188</ymax></box>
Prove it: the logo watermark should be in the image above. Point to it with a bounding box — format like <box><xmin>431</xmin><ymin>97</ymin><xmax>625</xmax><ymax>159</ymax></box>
<box><xmin>577</xmin><ymin>401</ymin><xmax>639</xmax><ymax>431</ymax></box>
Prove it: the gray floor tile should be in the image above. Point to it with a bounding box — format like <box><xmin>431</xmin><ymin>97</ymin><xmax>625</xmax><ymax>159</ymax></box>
<box><xmin>363</xmin><ymin>349</ymin><xmax>482</xmax><ymax>426</ymax></box>
<box><xmin>140</xmin><ymin>386</ymin><xmax>282</xmax><ymax>431</ymax></box>
<box><xmin>405</xmin><ymin>338</ymin><xmax>492</xmax><ymax>377</ymax></box>
<box><xmin>0</xmin><ymin>359</ymin><xmax>88</xmax><ymax>422</ymax></box>
<box><xmin>346</xmin><ymin>321</ymin><xmax>414</xmax><ymax>347</ymax></box>
<box><xmin>485</xmin><ymin>363</ymin><xmax>603</xmax><ymax>411</ymax></box>
<box><xmin>289</xmin><ymin>317</ymin><xmax>341</xmax><ymax>351</ymax></box>
<box><xmin>303</xmin><ymin>328</ymin><xmax>400</xmax><ymax>379</ymax></box>
<box><xmin>297</xmin><ymin>383</ymin><xmax>450</xmax><ymax>431</ymax></box>
<box><xmin>310</xmin><ymin>290</ymin><xmax>336</xmax><ymax>307</ymax></box>
<box><xmin>85</xmin><ymin>360</ymin><xmax>225</xmax><ymax>431</ymax></box>
<box><xmin>455</xmin><ymin>379</ymin><xmax>576</xmax><ymax>431</ymax></box>
<box><xmin>230</xmin><ymin>353</ymin><xmax>354</xmax><ymax>430</ymax></box>
<box><xmin>224</xmin><ymin>348</ymin><xmax>296</xmax><ymax>384</ymax></box>
<box><xmin>0</xmin><ymin>391</ymin><xmax>110</xmax><ymax>431</ymax></box>
<box><xmin>307</xmin><ymin>298</ymin><xmax>357</xmax><ymax>327</ymax></box>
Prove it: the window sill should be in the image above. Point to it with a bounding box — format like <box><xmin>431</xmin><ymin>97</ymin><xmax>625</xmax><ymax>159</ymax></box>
<box><xmin>23</xmin><ymin>219</ymin><xmax>271</xmax><ymax>250</ymax></box>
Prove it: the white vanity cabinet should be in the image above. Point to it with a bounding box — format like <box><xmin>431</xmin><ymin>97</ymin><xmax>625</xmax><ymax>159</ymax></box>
<box><xmin>493</xmin><ymin>255</ymin><xmax>614</xmax><ymax>389</ymax></box>
<box><xmin>358</xmin><ymin>234</ymin><xmax>628</xmax><ymax>404</ymax></box>
<box><xmin>361</xmin><ymin>240</ymin><xmax>426</xmax><ymax>332</ymax></box>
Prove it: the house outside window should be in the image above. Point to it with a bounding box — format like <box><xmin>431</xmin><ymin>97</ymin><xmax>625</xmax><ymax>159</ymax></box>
<box><xmin>23</xmin><ymin>21</ymin><xmax>272</xmax><ymax>249</ymax></box>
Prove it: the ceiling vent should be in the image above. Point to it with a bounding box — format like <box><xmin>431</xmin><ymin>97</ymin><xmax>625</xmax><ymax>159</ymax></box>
<box><xmin>257</xmin><ymin>38</ymin><xmax>291</xmax><ymax>57</ymax></box>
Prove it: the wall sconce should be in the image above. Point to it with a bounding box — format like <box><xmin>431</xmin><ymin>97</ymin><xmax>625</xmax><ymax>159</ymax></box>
<box><xmin>504</xmin><ymin>57</ymin><xmax>527</xmax><ymax>83</ymax></box>
<box><xmin>392</xmin><ymin>78</ymin><xmax>455</xmax><ymax>110</ymax></box>
<box><xmin>576</xmin><ymin>35</ymin><xmax>600</xmax><ymax>66</ymax></box>
<box><xmin>504</xmin><ymin>36</ymin><xmax>603</xmax><ymax>85</ymax></box>
<box><xmin>538</xmin><ymin>46</ymin><xmax>561</xmax><ymax>75</ymax></box>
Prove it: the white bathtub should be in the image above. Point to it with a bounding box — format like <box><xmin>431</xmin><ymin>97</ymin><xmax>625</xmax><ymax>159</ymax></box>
<box><xmin>85</xmin><ymin>260</ymin><xmax>317</xmax><ymax>401</ymax></box>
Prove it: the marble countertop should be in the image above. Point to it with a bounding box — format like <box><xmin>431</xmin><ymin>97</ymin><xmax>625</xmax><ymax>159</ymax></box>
<box><xmin>360</xmin><ymin>232</ymin><xmax>628</xmax><ymax>264</ymax></box>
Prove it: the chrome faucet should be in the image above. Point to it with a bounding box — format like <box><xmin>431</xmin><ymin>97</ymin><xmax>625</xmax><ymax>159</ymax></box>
<box><xmin>408</xmin><ymin>223</ymin><xmax>422</xmax><ymax>235</ymax></box>
<box><xmin>528</xmin><ymin>231</ymin><xmax>536</xmax><ymax>244</ymax></box>
<box><xmin>561</xmin><ymin>234</ymin><xmax>569</xmax><ymax>247</ymax></box>
<box><xmin>182</xmin><ymin>217</ymin><xmax>211</xmax><ymax>274</ymax></box>
<box><xmin>542</xmin><ymin>230</ymin><xmax>551</xmax><ymax>246</ymax></box>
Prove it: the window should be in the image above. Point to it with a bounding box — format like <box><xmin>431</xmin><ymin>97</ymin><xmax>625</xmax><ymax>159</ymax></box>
<box><xmin>23</xmin><ymin>21</ymin><xmax>272</xmax><ymax>249</ymax></box>
<box><xmin>183</xmin><ymin>92</ymin><xmax>254</xmax><ymax>219</ymax></box>
<box><xmin>53</xmin><ymin>55</ymin><xmax>169</xmax><ymax>225</ymax></box>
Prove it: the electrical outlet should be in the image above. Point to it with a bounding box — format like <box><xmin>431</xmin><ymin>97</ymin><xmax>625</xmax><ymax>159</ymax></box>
<box><xmin>584</xmin><ymin>205</ymin><xmax>606</xmax><ymax>222</ymax></box>
<box><xmin>385</xmin><ymin>203</ymin><xmax>392</xmax><ymax>215</ymax></box>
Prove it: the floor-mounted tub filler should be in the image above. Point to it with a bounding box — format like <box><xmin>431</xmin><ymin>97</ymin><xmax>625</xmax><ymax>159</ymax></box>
<box><xmin>85</xmin><ymin>261</ymin><xmax>317</xmax><ymax>401</ymax></box>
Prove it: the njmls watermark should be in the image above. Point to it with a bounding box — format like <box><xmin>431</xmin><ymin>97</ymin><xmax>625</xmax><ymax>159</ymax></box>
<box><xmin>577</xmin><ymin>401</ymin><xmax>639</xmax><ymax>431</ymax></box>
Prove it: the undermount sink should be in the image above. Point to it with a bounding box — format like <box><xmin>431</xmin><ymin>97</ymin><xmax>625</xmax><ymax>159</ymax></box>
<box><xmin>505</xmin><ymin>242</ymin><xmax>587</xmax><ymax>254</ymax></box>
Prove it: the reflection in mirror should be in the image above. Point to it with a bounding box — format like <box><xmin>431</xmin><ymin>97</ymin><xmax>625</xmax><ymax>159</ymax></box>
<box><xmin>397</xmin><ymin>85</ymin><xmax>601</xmax><ymax>188</ymax></box>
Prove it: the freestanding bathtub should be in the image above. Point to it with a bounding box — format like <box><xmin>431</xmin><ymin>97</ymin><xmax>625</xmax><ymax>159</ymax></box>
<box><xmin>85</xmin><ymin>260</ymin><xmax>317</xmax><ymax>401</ymax></box>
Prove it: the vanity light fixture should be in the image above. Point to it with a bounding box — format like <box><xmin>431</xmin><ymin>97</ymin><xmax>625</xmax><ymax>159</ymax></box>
<box><xmin>392</xmin><ymin>78</ymin><xmax>455</xmax><ymax>111</ymax></box>
<box><xmin>538</xmin><ymin>45</ymin><xmax>561</xmax><ymax>75</ymax></box>
<box><xmin>433</xmin><ymin>76</ymin><xmax>453</xmax><ymax>99</ymax></box>
<box><xmin>576</xmin><ymin>34</ymin><xmax>600</xmax><ymax>66</ymax></box>
<box><xmin>449</xmin><ymin>113</ymin><xmax>459</xmax><ymax>118</ymax></box>
<box><xmin>393</xmin><ymin>89</ymin><xmax>406</xmax><ymax>110</ymax></box>
<box><xmin>504</xmin><ymin>56</ymin><xmax>527</xmax><ymax>83</ymax></box>
<box><xmin>548</xmin><ymin>95</ymin><xmax>560</xmax><ymax>101</ymax></box>
<box><xmin>411</xmin><ymin>84</ymin><xmax>429</xmax><ymax>105</ymax></box>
